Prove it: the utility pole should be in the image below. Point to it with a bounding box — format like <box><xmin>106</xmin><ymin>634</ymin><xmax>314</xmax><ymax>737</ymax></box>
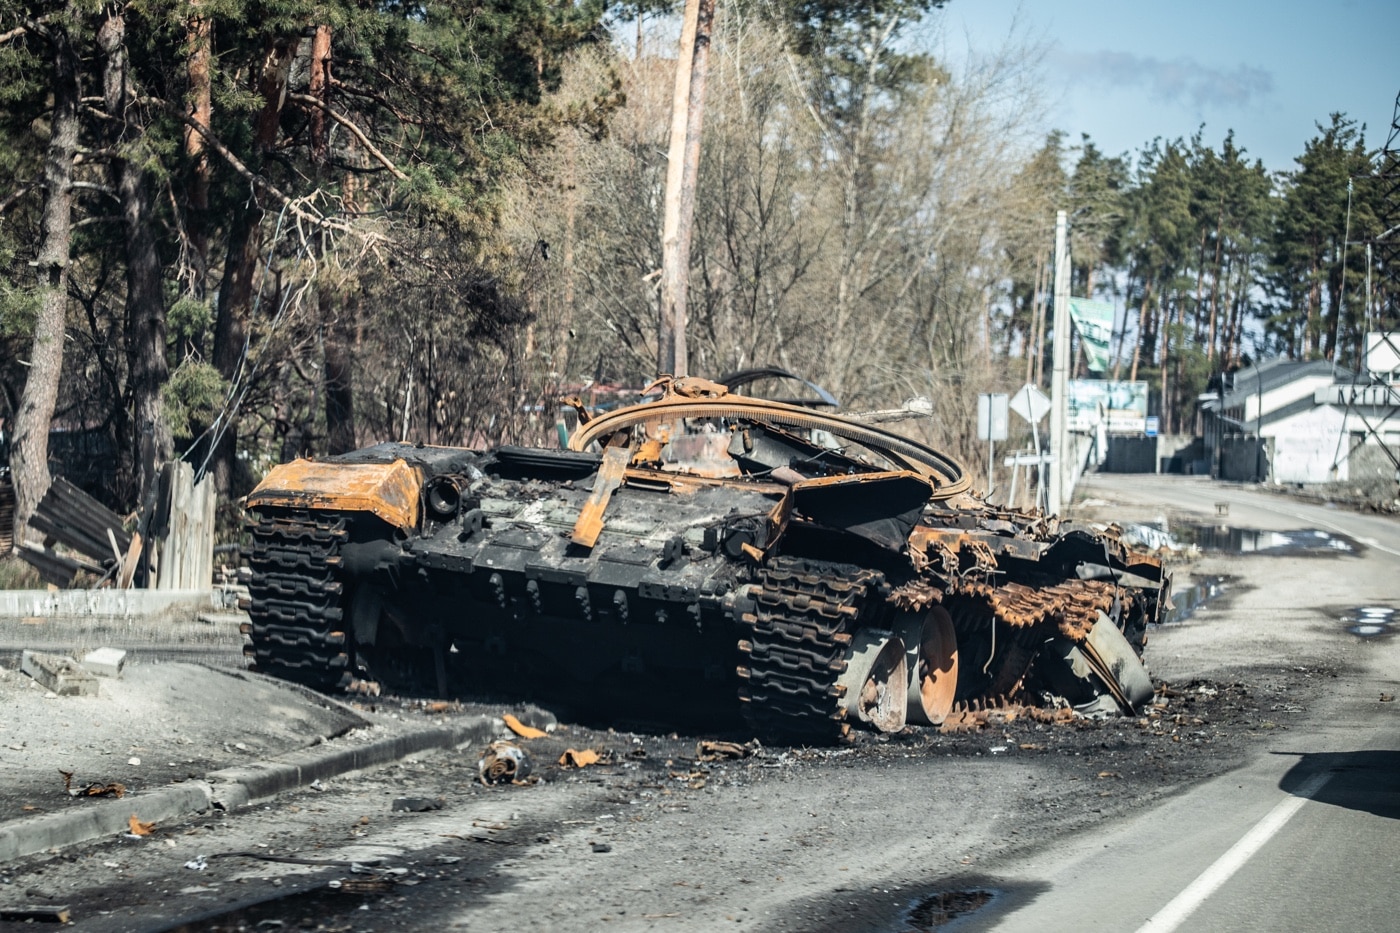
<box><xmin>658</xmin><ymin>0</ymin><xmax>716</xmax><ymax>378</ymax></box>
<box><xmin>1049</xmin><ymin>210</ymin><xmax>1070</xmax><ymax>516</ymax></box>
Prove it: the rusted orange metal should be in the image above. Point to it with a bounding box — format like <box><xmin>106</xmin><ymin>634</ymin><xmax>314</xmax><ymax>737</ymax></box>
<box><xmin>571</xmin><ymin>445</ymin><xmax>631</xmax><ymax>548</ymax></box>
<box><xmin>568</xmin><ymin>382</ymin><xmax>970</xmax><ymax>494</ymax></box>
<box><xmin>247</xmin><ymin>459</ymin><xmax>421</xmax><ymax>533</ymax></box>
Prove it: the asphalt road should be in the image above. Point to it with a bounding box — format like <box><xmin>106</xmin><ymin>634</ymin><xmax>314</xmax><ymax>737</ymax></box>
<box><xmin>0</xmin><ymin>474</ymin><xmax>1395</xmax><ymax>932</ymax></box>
<box><xmin>982</xmin><ymin>474</ymin><xmax>1400</xmax><ymax>933</ymax></box>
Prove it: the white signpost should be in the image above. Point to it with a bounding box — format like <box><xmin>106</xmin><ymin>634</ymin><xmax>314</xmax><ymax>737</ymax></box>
<box><xmin>977</xmin><ymin>393</ymin><xmax>1009</xmax><ymax>498</ymax></box>
<box><xmin>1009</xmin><ymin>383</ymin><xmax>1052</xmax><ymax>511</ymax></box>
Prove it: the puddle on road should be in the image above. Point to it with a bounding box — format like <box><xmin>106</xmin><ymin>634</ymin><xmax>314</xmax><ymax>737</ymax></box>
<box><xmin>902</xmin><ymin>889</ymin><xmax>998</xmax><ymax>930</ymax></box>
<box><xmin>1340</xmin><ymin>606</ymin><xmax>1396</xmax><ymax>638</ymax></box>
<box><xmin>1164</xmin><ymin>575</ymin><xmax>1228</xmax><ymax>623</ymax></box>
<box><xmin>1175</xmin><ymin>524</ymin><xmax>1359</xmax><ymax>556</ymax></box>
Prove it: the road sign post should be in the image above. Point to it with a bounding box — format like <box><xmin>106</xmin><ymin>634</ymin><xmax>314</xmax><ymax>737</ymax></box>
<box><xmin>1009</xmin><ymin>383</ymin><xmax>1052</xmax><ymax>511</ymax></box>
<box><xmin>977</xmin><ymin>393</ymin><xmax>1009</xmax><ymax>499</ymax></box>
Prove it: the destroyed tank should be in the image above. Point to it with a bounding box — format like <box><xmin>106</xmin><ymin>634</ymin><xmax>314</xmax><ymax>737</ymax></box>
<box><xmin>243</xmin><ymin>377</ymin><xmax>1168</xmax><ymax>743</ymax></box>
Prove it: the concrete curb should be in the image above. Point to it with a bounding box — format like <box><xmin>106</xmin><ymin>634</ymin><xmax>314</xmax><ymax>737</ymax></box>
<box><xmin>0</xmin><ymin>716</ymin><xmax>500</xmax><ymax>865</ymax></box>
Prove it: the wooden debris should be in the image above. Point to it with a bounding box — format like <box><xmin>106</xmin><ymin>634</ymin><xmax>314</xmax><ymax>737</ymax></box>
<box><xmin>0</xmin><ymin>906</ymin><xmax>71</xmax><ymax>923</ymax></box>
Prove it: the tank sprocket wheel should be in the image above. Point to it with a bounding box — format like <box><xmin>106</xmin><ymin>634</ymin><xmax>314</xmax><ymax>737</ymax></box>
<box><xmin>737</xmin><ymin>558</ymin><xmax>888</xmax><ymax>744</ymax></box>
<box><xmin>243</xmin><ymin>510</ymin><xmax>352</xmax><ymax>690</ymax></box>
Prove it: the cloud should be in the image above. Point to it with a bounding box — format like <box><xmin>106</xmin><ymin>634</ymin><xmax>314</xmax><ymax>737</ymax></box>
<box><xmin>1051</xmin><ymin>49</ymin><xmax>1275</xmax><ymax>110</ymax></box>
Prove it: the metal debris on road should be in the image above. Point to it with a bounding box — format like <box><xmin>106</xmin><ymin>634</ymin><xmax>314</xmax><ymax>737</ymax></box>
<box><xmin>478</xmin><ymin>741</ymin><xmax>533</xmax><ymax>785</ymax></box>
<box><xmin>695</xmin><ymin>740</ymin><xmax>761</xmax><ymax>762</ymax></box>
<box><xmin>391</xmin><ymin>797</ymin><xmax>443</xmax><ymax>812</ymax></box>
<box><xmin>59</xmin><ymin>770</ymin><xmax>126</xmax><ymax>799</ymax></box>
<box><xmin>502</xmin><ymin>714</ymin><xmax>548</xmax><ymax>739</ymax></box>
<box><xmin>558</xmin><ymin>748</ymin><xmax>603</xmax><ymax>768</ymax></box>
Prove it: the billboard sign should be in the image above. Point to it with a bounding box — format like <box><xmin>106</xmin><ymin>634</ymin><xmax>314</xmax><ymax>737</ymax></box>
<box><xmin>1069</xmin><ymin>380</ymin><xmax>1148</xmax><ymax>434</ymax></box>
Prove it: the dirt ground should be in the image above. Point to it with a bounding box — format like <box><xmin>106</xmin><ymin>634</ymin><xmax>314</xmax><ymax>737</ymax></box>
<box><xmin>0</xmin><ymin>648</ymin><xmax>1338</xmax><ymax>933</ymax></box>
<box><xmin>0</xmin><ymin>662</ymin><xmax>367</xmax><ymax>817</ymax></box>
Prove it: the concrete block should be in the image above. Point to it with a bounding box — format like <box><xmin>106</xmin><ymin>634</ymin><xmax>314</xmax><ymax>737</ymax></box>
<box><xmin>81</xmin><ymin>647</ymin><xmax>127</xmax><ymax>678</ymax></box>
<box><xmin>19</xmin><ymin>650</ymin><xmax>99</xmax><ymax>697</ymax></box>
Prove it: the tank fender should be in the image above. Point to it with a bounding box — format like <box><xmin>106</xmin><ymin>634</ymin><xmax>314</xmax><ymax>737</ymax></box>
<box><xmin>787</xmin><ymin>471</ymin><xmax>934</xmax><ymax>552</ymax></box>
<box><xmin>247</xmin><ymin>459</ymin><xmax>422</xmax><ymax>533</ymax></box>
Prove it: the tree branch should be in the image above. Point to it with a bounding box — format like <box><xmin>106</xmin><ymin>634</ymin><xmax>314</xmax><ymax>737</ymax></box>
<box><xmin>159</xmin><ymin>100</ymin><xmax>375</xmax><ymax>241</ymax></box>
<box><xmin>0</xmin><ymin>178</ymin><xmax>39</xmax><ymax>215</ymax></box>
<box><xmin>286</xmin><ymin>92</ymin><xmax>408</xmax><ymax>180</ymax></box>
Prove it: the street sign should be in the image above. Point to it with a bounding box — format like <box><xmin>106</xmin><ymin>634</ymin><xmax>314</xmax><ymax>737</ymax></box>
<box><xmin>977</xmin><ymin>394</ymin><xmax>1009</xmax><ymax>441</ymax></box>
<box><xmin>1009</xmin><ymin>384</ymin><xmax>1051</xmax><ymax>424</ymax></box>
<box><xmin>1003</xmin><ymin>452</ymin><xmax>1056</xmax><ymax>466</ymax></box>
<box><xmin>1145</xmin><ymin>416</ymin><xmax>1160</xmax><ymax>437</ymax></box>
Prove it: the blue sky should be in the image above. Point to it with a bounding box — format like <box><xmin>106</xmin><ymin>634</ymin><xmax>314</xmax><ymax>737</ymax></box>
<box><xmin>938</xmin><ymin>0</ymin><xmax>1399</xmax><ymax>173</ymax></box>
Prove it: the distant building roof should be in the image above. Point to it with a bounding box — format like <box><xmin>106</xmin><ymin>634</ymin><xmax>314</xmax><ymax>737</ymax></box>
<box><xmin>1215</xmin><ymin>359</ymin><xmax>1353</xmax><ymax>411</ymax></box>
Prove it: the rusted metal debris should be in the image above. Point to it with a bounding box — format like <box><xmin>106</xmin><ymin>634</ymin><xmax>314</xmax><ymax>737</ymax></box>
<box><xmin>59</xmin><ymin>770</ymin><xmax>126</xmax><ymax>799</ymax></box>
<box><xmin>478</xmin><ymin>742</ymin><xmax>534</xmax><ymax>785</ymax></box>
<box><xmin>695</xmin><ymin>740</ymin><xmax>761</xmax><ymax>761</ymax></box>
<box><xmin>242</xmin><ymin>376</ymin><xmax>1169</xmax><ymax>745</ymax></box>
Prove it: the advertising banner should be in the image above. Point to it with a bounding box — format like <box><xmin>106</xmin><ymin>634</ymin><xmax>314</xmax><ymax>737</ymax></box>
<box><xmin>1067</xmin><ymin>298</ymin><xmax>1115</xmax><ymax>372</ymax></box>
<box><xmin>1068</xmin><ymin>380</ymin><xmax>1148</xmax><ymax>434</ymax></box>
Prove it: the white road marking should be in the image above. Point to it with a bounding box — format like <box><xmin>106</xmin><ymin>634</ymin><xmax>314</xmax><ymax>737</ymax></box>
<box><xmin>1133</xmin><ymin>770</ymin><xmax>1331</xmax><ymax>933</ymax></box>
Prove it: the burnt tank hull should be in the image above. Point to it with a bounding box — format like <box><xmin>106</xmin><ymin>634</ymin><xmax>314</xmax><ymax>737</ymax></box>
<box><xmin>244</xmin><ymin>379</ymin><xmax>1168</xmax><ymax>743</ymax></box>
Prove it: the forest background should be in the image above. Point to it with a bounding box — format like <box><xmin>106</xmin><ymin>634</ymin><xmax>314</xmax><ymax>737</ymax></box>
<box><xmin>0</xmin><ymin>0</ymin><xmax>1393</xmax><ymax>542</ymax></box>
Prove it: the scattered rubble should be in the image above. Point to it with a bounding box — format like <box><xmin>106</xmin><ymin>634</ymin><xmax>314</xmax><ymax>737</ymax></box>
<box><xmin>20</xmin><ymin>650</ymin><xmax>97</xmax><ymax>697</ymax></box>
<box><xmin>391</xmin><ymin>797</ymin><xmax>444</xmax><ymax>812</ymax></box>
<box><xmin>81</xmin><ymin>647</ymin><xmax>126</xmax><ymax>678</ymax></box>
<box><xmin>59</xmin><ymin>770</ymin><xmax>125</xmax><ymax>799</ymax></box>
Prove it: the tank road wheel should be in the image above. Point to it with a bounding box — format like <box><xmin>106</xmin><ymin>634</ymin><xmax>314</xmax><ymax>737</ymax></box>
<box><xmin>243</xmin><ymin>511</ymin><xmax>352</xmax><ymax>690</ymax></box>
<box><xmin>737</xmin><ymin>559</ymin><xmax>890</xmax><ymax>745</ymax></box>
<box><xmin>892</xmin><ymin>605</ymin><xmax>959</xmax><ymax>726</ymax></box>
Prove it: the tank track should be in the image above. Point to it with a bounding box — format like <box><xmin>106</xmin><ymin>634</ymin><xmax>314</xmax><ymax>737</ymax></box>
<box><xmin>737</xmin><ymin>559</ymin><xmax>887</xmax><ymax>744</ymax></box>
<box><xmin>243</xmin><ymin>510</ymin><xmax>352</xmax><ymax>689</ymax></box>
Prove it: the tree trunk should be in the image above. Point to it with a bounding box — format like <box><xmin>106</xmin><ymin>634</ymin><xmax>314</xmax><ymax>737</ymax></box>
<box><xmin>308</xmin><ymin>25</ymin><xmax>332</xmax><ymax>168</ymax></box>
<box><xmin>305</xmin><ymin>24</ymin><xmax>355</xmax><ymax>454</ymax></box>
<box><xmin>1324</xmin><ymin>237</ymin><xmax>1343</xmax><ymax>361</ymax></box>
<box><xmin>1303</xmin><ymin>253</ymin><xmax>1319</xmax><ymax>358</ymax></box>
<box><xmin>1207</xmin><ymin>204</ymin><xmax>1225</xmax><ymax>361</ymax></box>
<box><xmin>658</xmin><ymin>0</ymin><xmax>701</xmax><ymax>377</ymax></box>
<box><xmin>208</xmin><ymin>36</ymin><xmax>299</xmax><ymax>492</ymax></box>
<box><xmin>1193</xmin><ymin>228</ymin><xmax>1207</xmax><ymax>343</ymax></box>
<box><xmin>1111</xmin><ymin>271</ymin><xmax>1136</xmax><ymax>382</ymax></box>
<box><xmin>1129</xmin><ymin>277</ymin><xmax>1153</xmax><ymax>383</ymax></box>
<box><xmin>1024</xmin><ymin>250</ymin><xmax>1046</xmax><ymax>386</ymax></box>
<box><xmin>183</xmin><ymin>4</ymin><xmax>213</xmax><ymax>298</ymax></box>
<box><xmin>1159</xmin><ymin>296</ymin><xmax>1172</xmax><ymax>433</ymax></box>
<box><xmin>101</xmin><ymin>9</ymin><xmax>172</xmax><ymax>509</ymax></box>
<box><xmin>11</xmin><ymin>10</ymin><xmax>80</xmax><ymax>547</ymax></box>
<box><xmin>322</xmin><ymin>289</ymin><xmax>357</xmax><ymax>454</ymax></box>
<box><xmin>1032</xmin><ymin>253</ymin><xmax>1049</xmax><ymax>387</ymax></box>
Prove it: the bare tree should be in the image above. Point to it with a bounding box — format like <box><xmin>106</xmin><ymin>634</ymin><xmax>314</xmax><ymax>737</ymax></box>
<box><xmin>10</xmin><ymin>7</ymin><xmax>80</xmax><ymax>547</ymax></box>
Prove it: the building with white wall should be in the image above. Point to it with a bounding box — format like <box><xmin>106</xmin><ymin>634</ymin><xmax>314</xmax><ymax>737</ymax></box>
<box><xmin>1200</xmin><ymin>358</ymin><xmax>1400</xmax><ymax>484</ymax></box>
